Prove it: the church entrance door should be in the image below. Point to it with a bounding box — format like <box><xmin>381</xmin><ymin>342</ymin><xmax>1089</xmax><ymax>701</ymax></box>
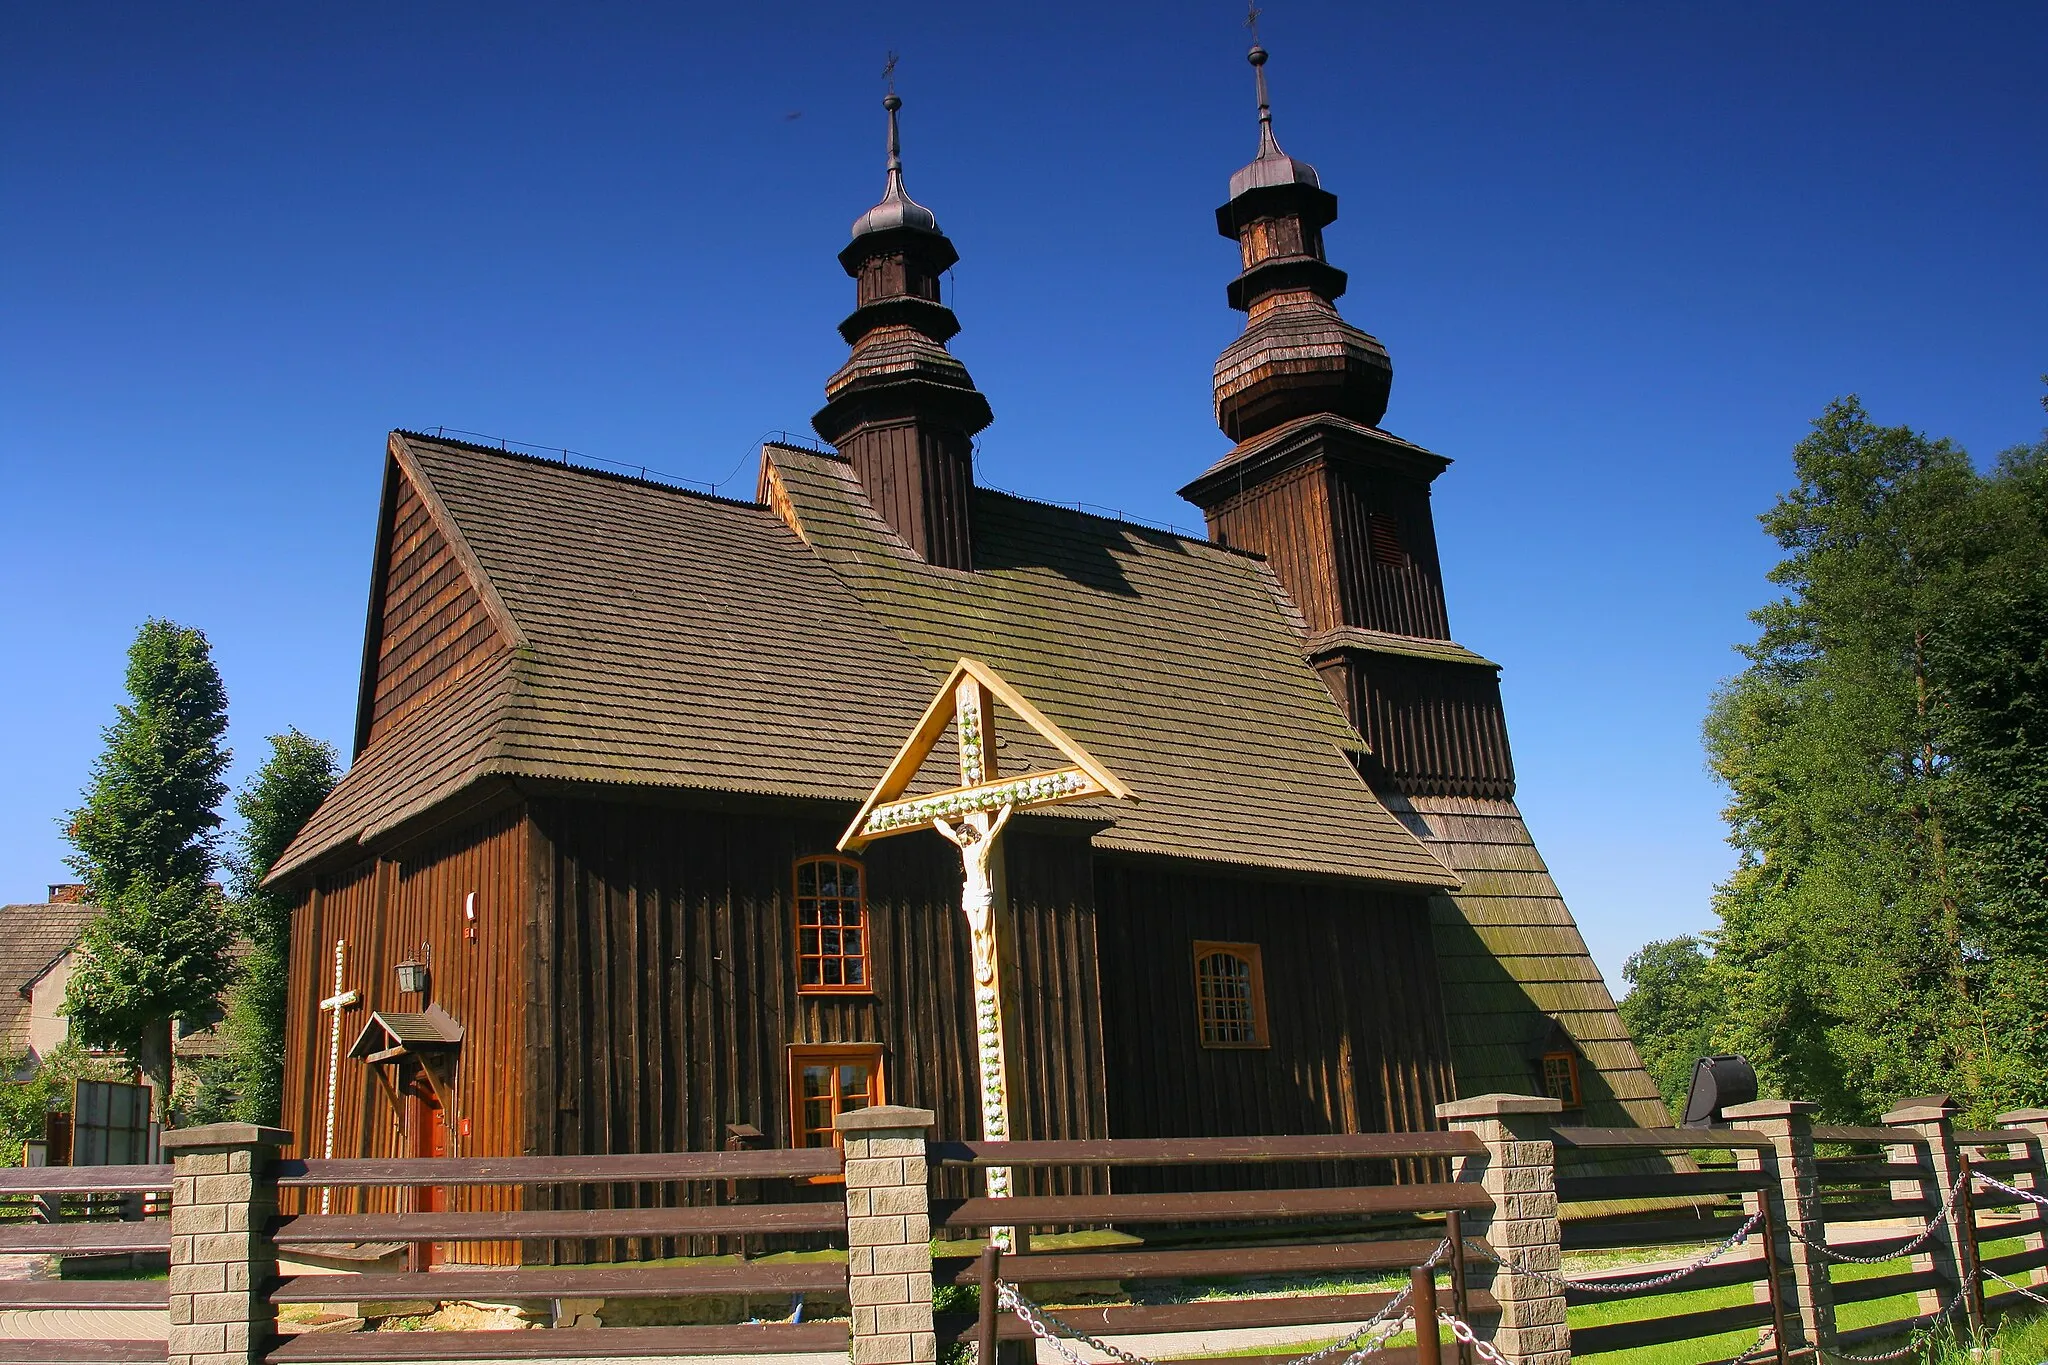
<box><xmin>403</xmin><ymin>1063</ymin><xmax>447</xmax><ymax>1270</ymax></box>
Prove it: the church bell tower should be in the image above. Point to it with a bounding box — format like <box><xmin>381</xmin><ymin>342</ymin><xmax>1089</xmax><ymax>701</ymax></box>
<box><xmin>1180</xmin><ymin>40</ymin><xmax>1515</xmax><ymax>801</ymax></box>
<box><xmin>813</xmin><ymin>88</ymin><xmax>993</xmax><ymax>570</ymax></box>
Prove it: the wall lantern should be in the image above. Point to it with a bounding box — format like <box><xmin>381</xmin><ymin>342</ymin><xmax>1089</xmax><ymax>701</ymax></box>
<box><xmin>395</xmin><ymin>959</ymin><xmax>430</xmax><ymax>996</ymax></box>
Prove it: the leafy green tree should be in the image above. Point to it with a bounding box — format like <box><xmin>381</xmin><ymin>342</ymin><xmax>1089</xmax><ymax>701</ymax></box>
<box><xmin>1619</xmin><ymin>936</ymin><xmax>1724</xmax><ymax>1118</ymax></box>
<box><xmin>220</xmin><ymin>730</ymin><xmax>338</xmax><ymax>1124</ymax></box>
<box><xmin>62</xmin><ymin>619</ymin><xmax>235</xmax><ymax>1119</ymax></box>
<box><xmin>64</xmin><ymin>875</ymin><xmax>235</xmax><ymax>1116</ymax></box>
<box><xmin>1700</xmin><ymin>392</ymin><xmax>2048</xmax><ymax>1122</ymax></box>
<box><xmin>65</xmin><ymin>619</ymin><xmax>232</xmax><ymax>901</ymax></box>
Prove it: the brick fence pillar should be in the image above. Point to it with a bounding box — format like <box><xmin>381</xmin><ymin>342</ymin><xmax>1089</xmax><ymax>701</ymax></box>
<box><xmin>838</xmin><ymin>1106</ymin><xmax>938</xmax><ymax>1365</ymax></box>
<box><xmin>1996</xmin><ymin>1109</ymin><xmax>2048</xmax><ymax>1289</ymax></box>
<box><xmin>1723</xmin><ymin>1099</ymin><xmax>1834</xmax><ymax>1356</ymax></box>
<box><xmin>161</xmin><ymin>1123</ymin><xmax>289</xmax><ymax>1365</ymax></box>
<box><xmin>1884</xmin><ymin>1096</ymin><xmax>1974</xmax><ymax>1325</ymax></box>
<box><xmin>1437</xmin><ymin>1094</ymin><xmax>1568</xmax><ymax>1365</ymax></box>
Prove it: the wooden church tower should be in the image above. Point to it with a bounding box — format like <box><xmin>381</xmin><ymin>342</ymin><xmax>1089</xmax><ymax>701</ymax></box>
<box><xmin>1179</xmin><ymin>41</ymin><xmax>1511</xmax><ymax>801</ymax></box>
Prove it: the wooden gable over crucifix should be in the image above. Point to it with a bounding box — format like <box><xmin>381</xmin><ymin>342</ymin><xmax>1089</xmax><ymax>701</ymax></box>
<box><xmin>837</xmin><ymin>657</ymin><xmax>1132</xmax><ymax>853</ymax></box>
<box><xmin>840</xmin><ymin>659</ymin><xmax>1130</xmax><ymax>1233</ymax></box>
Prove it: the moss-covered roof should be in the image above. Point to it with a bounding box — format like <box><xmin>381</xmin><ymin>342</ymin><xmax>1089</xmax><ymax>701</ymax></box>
<box><xmin>765</xmin><ymin>446</ymin><xmax>1457</xmax><ymax>888</ymax></box>
<box><xmin>277</xmin><ymin>435</ymin><xmax>1454</xmax><ymax>890</ymax></box>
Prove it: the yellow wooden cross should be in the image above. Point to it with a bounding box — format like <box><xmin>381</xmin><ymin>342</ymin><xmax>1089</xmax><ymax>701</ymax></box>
<box><xmin>842</xmin><ymin>659</ymin><xmax>1130</xmax><ymax>1235</ymax></box>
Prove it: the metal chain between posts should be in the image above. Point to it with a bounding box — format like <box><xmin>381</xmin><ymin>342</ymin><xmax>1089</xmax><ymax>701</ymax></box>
<box><xmin>1982</xmin><ymin>1264</ymin><xmax>2048</xmax><ymax>1309</ymax></box>
<box><xmin>1820</xmin><ymin>1271</ymin><xmax>1977</xmax><ymax>1364</ymax></box>
<box><xmin>1726</xmin><ymin>1325</ymin><xmax>1778</xmax><ymax>1365</ymax></box>
<box><xmin>1464</xmin><ymin>1210</ymin><xmax>1765</xmax><ymax>1294</ymax></box>
<box><xmin>1785</xmin><ymin>1174</ymin><xmax>1967</xmax><ymax>1265</ymax></box>
<box><xmin>982</xmin><ymin>1169</ymin><xmax>2040</xmax><ymax>1365</ymax></box>
<box><xmin>1438</xmin><ymin>1311</ymin><xmax>1516</xmax><ymax>1365</ymax></box>
<box><xmin>1972</xmin><ymin>1170</ymin><xmax>2048</xmax><ymax>1211</ymax></box>
<box><xmin>990</xmin><ymin>1240</ymin><xmax>1451</xmax><ymax>1365</ymax></box>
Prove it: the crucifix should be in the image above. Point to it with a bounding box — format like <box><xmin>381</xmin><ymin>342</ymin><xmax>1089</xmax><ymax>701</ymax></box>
<box><xmin>842</xmin><ymin>659</ymin><xmax>1131</xmax><ymax>1244</ymax></box>
<box><xmin>318</xmin><ymin>938</ymin><xmax>360</xmax><ymax>1214</ymax></box>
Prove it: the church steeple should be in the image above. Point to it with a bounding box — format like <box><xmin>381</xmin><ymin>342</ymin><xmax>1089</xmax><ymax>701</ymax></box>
<box><xmin>812</xmin><ymin>81</ymin><xmax>992</xmax><ymax>571</ymax></box>
<box><xmin>1180</xmin><ymin>30</ymin><xmax>1515</xmax><ymax>803</ymax></box>
<box><xmin>1210</xmin><ymin>40</ymin><xmax>1392</xmax><ymax>440</ymax></box>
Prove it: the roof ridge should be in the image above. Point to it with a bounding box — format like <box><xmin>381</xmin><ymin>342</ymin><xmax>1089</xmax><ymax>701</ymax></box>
<box><xmin>395</xmin><ymin>430</ymin><xmax>772</xmax><ymax>510</ymax></box>
<box><xmin>973</xmin><ymin>485</ymin><xmax>1266</xmax><ymax>560</ymax></box>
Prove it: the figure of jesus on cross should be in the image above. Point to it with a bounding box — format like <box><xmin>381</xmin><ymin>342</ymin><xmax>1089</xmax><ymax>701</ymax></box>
<box><xmin>842</xmin><ymin>660</ymin><xmax>1131</xmax><ymax>1241</ymax></box>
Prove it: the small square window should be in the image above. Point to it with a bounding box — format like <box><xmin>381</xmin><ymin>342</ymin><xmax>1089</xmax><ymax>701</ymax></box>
<box><xmin>787</xmin><ymin>1045</ymin><xmax>886</xmax><ymax>1149</ymax></box>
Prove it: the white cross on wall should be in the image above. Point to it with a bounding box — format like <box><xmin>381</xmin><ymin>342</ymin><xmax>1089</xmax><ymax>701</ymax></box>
<box><xmin>318</xmin><ymin>939</ymin><xmax>359</xmax><ymax>1213</ymax></box>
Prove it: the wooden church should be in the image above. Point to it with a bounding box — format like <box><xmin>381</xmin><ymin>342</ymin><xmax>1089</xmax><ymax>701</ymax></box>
<box><xmin>271</xmin><ymin>45</ymin><xmax>1669</xmax><ymax>1237</ymax></box>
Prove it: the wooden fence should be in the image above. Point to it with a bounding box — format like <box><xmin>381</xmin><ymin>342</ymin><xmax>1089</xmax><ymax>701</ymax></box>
<box><xmin>925</xmin><ymin>1132</ymin><xmax>1494</xmax><ymax>1365</ymax></box>
<box><xmin>0</xmin><ymin>1097</ymin><xmax>2038</xmax><ymax>1365</ymax></box>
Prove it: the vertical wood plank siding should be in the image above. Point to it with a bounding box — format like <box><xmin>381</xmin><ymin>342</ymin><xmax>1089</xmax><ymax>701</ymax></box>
<box><xmin>840</xmin><ymin>420</ymin><xmax>976</xmax><ymax>570</ymax></box>
<box><xmin>277</xmin><ymin>809</ymin><xmax>529</xmax><ymax>1264</ymax></box>
<box><xmin>1319</xmin><ymin>654</ymin><xmax>1517</xmax><ymax>800</ymax></box>
<box><xmin>1324</xmin><ymin>464</ymin><xmax>1450</xmax><ymax>640</ymax></box>
<box><xmin>1094</xmin><ymin>858</ymin><xmax>1458</xmax><ymax>1187</ymax></box>
<box><xmin>363</xmin><ymin>471</ymin><xmax>507</xmax><ymax>748</ymax></box>
<box><xmin>1205</xmin><ymin>463</ymin><xmax>1341</xmax><ymax>633</ymax></box>
<box><xmin>1202</xmin><ymin>458</ymin><xmax>1452</xmax><ymax>641</ymax></box>
<box><xmin>529</xmin><ymin>800</ymin><xmax>1107</xmax><ymax>1204</ymax></box>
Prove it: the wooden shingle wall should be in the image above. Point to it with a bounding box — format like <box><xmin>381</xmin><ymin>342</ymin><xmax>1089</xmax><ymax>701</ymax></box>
<box><xmin>1093</xmin><ymin>857</ymin><xmax>1458</xmax><ymax>1182</ymax></box>
<box><xmin>1324</xmin><ymin>462</ymin><xmax>1450</xmax><ymax>641</ymax></box>
<box><xmin>362</xmin><ymin>466</ymin><xmax>507</xmax><ymax>750</ymax></box>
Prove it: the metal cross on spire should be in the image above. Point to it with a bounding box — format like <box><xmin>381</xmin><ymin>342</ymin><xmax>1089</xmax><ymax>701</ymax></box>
<box><xmin>882</xmin><ymin>50</ymin><xmax>898</xmax><ymax>93</ymax></box>
<box><xmin>1244</xmin><ymin>1</ymin><xmax>1282</xmax><ymax>158</ymax></box>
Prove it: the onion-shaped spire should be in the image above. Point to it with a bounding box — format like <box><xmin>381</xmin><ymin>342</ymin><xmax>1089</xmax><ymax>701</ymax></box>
<box><xmin>851</xmin><ymin>91</ymin><xmax>940</xmax><ymax>237</ymax></box>
<box><xmin>1229</xmin><ymin>40</ymin><xmax>1321</xmax><ymax>196</ymax></box>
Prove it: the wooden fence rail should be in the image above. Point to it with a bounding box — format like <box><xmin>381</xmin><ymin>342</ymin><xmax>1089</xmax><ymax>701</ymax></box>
<box><xmin>0</xmin><ymin>1098</ymin><xmax>2041</xmax><ymax>1365</ymax></box>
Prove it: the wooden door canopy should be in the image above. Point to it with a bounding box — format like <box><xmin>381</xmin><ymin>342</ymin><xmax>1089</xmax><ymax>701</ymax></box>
<box><xmin>349</xmin><ymin>1004</ymin><xmax>463</xmax><ymax>1068</ymax></box>
<box><xmin>838</xmin><ymin>656</ymin><xmax>1132</xmax><ymax>852</ymax></box>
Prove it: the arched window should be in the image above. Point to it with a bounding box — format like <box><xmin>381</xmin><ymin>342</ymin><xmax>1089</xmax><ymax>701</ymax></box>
<box><xmin>1193</xmin><ymin>941</ymin><xmax>1268</xmax><ymax>1048</ymax></box>
<box><xmin>795</xmin><ymin>856</ymin><xmax>870</xmax><ymax>993</ymax></box>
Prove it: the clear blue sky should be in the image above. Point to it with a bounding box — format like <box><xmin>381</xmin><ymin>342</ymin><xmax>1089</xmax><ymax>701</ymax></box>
<box><xmin>3</xmin><ymin>2</ymin><xmax>2042</xmax><ymax>989</ymax></box>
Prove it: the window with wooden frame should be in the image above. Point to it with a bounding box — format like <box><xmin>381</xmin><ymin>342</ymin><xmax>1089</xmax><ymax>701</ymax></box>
<box><xmin>794</xmin><ymin>855</ymin><xmax>870</xmax><ymax>993</ymax></box>
<box><xmin>787</xmin><ymin>1044</ymin><xmax>886</xmax><ymax>1149</ymax></box>
<box><xmin>1193</xmin><ymin>941</ymin><xmax>1269</xmax><ymax>1048</ymax></box>
<box><xmin>1540</xmin><ymin>1051</ymin><xmax>1582</xmax><ymax>1107</ymax></box>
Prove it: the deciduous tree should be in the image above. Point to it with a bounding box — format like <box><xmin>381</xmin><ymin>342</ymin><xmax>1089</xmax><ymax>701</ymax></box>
<box><xmin>62</xmin><ymin>619</ymin><xmax>235</xmax><ymax>1119</ymax></box>
<box><xmin>220</xmin><ymin>730</ymin><xmax>338</xmax><ymax>1124</ymax></box>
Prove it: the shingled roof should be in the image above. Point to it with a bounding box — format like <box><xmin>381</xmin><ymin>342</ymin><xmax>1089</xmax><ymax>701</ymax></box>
<box><xmin>0</xmin><ymin>900</ymin><xmax>97</xmax><ymax>1055</ymax></box>
<box><xmin>275</xmin><ymin>433</ymin><xmax>1454</xmax><ymax>890</ymax></box>
<box><xmin>274</xmin><ymin>433</ymin><xmax>941</xmax><ymax>879</ymax></box>
<box><xmin>765</xmin><ymin>446</ymin><xmax>1455</xmax><ymax>886</ymax></box>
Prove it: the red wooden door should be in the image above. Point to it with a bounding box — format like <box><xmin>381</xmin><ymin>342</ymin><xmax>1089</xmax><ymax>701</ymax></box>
<box><xmin>404</xmin><ymin>1066</ymin><xmax>447</xmax><ymax>1269</ymax></box>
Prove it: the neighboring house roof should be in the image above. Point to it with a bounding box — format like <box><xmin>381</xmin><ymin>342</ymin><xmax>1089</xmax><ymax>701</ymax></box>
<box><xmin>274</xmin><ymin>432</ymin><xmax>1457</xmax><ymax>890</ymax></box>
<box><xmin>0</xmin><ymin>901</ymin><xmax>98</xmax><ymax>1055</ymax></box>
